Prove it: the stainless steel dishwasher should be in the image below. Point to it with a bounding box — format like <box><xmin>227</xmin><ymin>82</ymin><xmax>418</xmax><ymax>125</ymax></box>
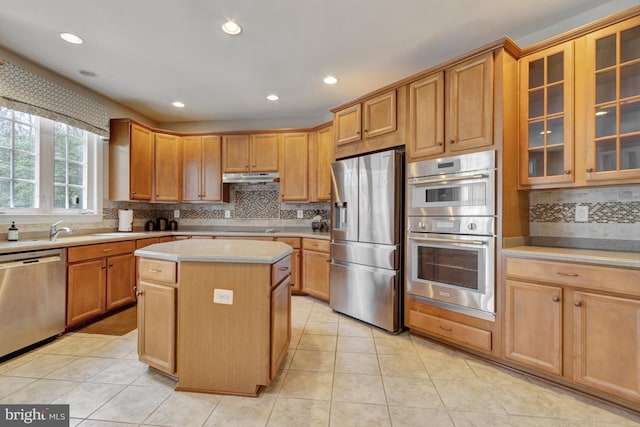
<box><xmin>0</xmin><ymin>248</ymin><xmax>66</xmax><ymax>358</ymax></box>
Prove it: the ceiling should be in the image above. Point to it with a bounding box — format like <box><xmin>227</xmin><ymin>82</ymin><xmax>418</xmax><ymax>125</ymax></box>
<box><xmin>0</xmin><ymin>0</ymin><xmax>624</xmax><ymax>126</ymax></box>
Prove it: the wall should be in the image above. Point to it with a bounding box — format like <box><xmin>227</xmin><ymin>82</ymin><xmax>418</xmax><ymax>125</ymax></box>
<box><xmin>529</xmin><ymin>184</ymin><xmax>640</xmax><ymax>251</ymax></box>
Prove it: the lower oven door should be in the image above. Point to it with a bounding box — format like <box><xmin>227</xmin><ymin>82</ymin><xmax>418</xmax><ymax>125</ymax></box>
<box><xmin>407</xmin><ymin>232</ymin><xmax>495</xmax><ymax>320</ymax></box>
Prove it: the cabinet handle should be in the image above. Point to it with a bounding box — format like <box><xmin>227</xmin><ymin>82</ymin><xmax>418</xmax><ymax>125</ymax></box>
<box><xmin>586</xmin><ymin>168</ymin><xmax>593</xmax><ymax>173</ymax></box>
<box><xmin>574</xmin><ymin>301</ymin><xmax>582</xmax><ymax>307</ymax></box>
<box><xmin>556</xmin><ymin>272</ymin><xmax>578</xmax><ymax>277</ymax></box>
<box><xmin>148</xmin><ymin>268</ymin><xmax>162</xmax><ymax>273</ymax></box>
<box><xmin>439</xmin><ymin>326</ymin><xmax>453</xmax><ymax>332</ymax></box>
<box><xmin>449</xmin><ymin>139</ymin><xmax>455</xmax><ymax>145</ymax></box>
<box><xmin>278</xmin><ymin>267</ymin><xmax>289</xmax><ymax>271</ymax></box>
<box><xmin>326</xmin><ymin>259</ymin><xmax>331</xmax><ymax>263</ymax></box>
<box><xmin>103</xmin><ymin>248</ymin><xmax>112</xmax><ymax>252</ymax></box>
<box><xmin>552</xmin><ymin>296</ymin><xmax>560</xmax><ymax>302</ymax></box>
<box><xmin>564</xmin><ymin>170</ymin><xmax>571</xmax><ymax>175</ymax></box>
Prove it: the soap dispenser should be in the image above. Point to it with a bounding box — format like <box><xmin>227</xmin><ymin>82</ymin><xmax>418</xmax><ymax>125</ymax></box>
<box><xmin>7</xmin><ymin>221</ymin><xmax>18</xmax><ymax>241</ymax></box>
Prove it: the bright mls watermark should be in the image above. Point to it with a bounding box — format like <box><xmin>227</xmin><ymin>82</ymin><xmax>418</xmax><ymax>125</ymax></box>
<box><xmin>0</xmin><ymin>405</ymin><xmax>69</xmax><ymax>426</ymax></box>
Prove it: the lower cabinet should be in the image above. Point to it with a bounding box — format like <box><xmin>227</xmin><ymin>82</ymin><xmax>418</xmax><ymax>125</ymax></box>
<box><xmin>302</xmin><ymin>238</ymin><xmax>330</xmax><ymax>301</ymax></box>
<box><xmin>276</xmin><ymin>237</ymin><xmax>301</xmax><ymax>293</ymax></box>
<box><xmin>270</xmin><ymin>273</ymin><xmax>291</xmax><ymax>378</ymax></box>
<box><xmin>66</xmin><ymin>241</ymin><xmax>135</xmax><ymax>327</ymax></box>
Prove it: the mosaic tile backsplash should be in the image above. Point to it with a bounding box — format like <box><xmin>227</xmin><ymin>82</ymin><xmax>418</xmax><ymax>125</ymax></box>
<box><xmin>529</xmin><ymin>184</ymin><xmax>640</xmax><ymax>251</ymax></box>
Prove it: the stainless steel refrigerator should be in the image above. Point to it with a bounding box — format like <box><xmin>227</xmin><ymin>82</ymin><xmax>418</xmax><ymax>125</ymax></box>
<box><xmin>330</xmin><ymin>149</ymin><xmax>403</xmax><ymax>333</ymax></box>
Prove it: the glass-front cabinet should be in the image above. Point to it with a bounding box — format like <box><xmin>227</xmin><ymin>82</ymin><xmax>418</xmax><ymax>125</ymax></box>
<box><xmin>584</xmin><ymin>18</ymin><xmax>640</xmax><ymax>182</ymax></box>
<box><xmin>519</xmin><ymin>41</ymin><xmax>574</xmax><ymax>186</ymax></box>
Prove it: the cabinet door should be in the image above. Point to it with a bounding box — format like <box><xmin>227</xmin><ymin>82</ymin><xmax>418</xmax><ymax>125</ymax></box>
<box><xmin>280</xmin><ymin>133</ymin><xmax>309</xmax><ymax>201</ymax></box>
<box><xmin>446</xmin><ymin>51</ymin><xmax>494</xmax><ymax>151</ymax></box>
<box><xmin>106</xmin><ymin>253</ymin><xmax>135</xmax><ymax>311</ymax></box>
<box><xmin>573</xmin><ymin>291</ymin><xmax>640</xmax><ymax>402</ymax></box>
<box><xmin>129</xmin><ymin>123</ymin><xmax>154</xmax><ymax>200</ymax></box>
<box><xmin>270</xmin><ymin>277</ymin><xmax>291</xmax><ymax>379</ymax></box>
<box><xmin>182</xmin><ymin>136</ymin><xmax>202</xmax><ymax>201</ymax></box>
<box><xmin>504</xmin><ymin>280</ymin><xmax>563</xmax><ymax>375</ymax></box>
<box><xmin>155</xmin><ymin>133</ymin><xmax>182</xmax><ymax>202</ymax></box>
<box><xmin>302</xmin><ymin>250</ymin><xmax>330</xmax><ymax>301</ymax></box>
<box><xmin>335</xmin><ymin>104</ymin><xmax>362</xmax><ymax>145</ymax></box>
<box><xmin>223</xmin><ymin>135</ymin><xmax>250</xmax><ymax>172</ymax></box>
<box><xmin>408</xmin><ymin>72</ymin><xmax>445</xmax><ymax>160</ymax></box>
<box><xmin>202</xmin><ymin>136</ymin><xmax>223</xmax><ymax>201</ymax></box>
<box><xmin>519</xmin><ymin>42</ymin><xmax>574</xmax><ymax>186</ymax></box>
<box><xmin>67</xmin><ymin>259</ymin><xmax>106</xmax><ymax>326</ymax></box>
<box><xmin>363</xmin><ymin>90</ymin><xmax>397</xmax><ymax>139</ymax></box>
<box><xmin>583</xmin><ymin>18</ymin><xmax>640</xmax><ymax>182</ymax></box>
<box><xmin>251</xmin><ymin>134</ymin><xmax>279</xmax><ymax>172</ymax></box>
<box><xmin>311</xmin><ymin>126</ymin><xmax>334</xmax><ymax>202</ymax></box>
<box><xmin>137</xmin><ymin>281</ymin><xmax>176</xmax><ymax>375</ymax></box>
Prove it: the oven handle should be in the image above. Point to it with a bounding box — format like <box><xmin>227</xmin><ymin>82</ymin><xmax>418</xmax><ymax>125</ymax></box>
<box><xmin>408</xmin><ymin>173</ymin><xmax>486</xmax><ymax>186</ymax></box>
<box><xmin>408</xmin><ymin>235</ymin><xmax>487</xmax><ymax>246</ymax></box>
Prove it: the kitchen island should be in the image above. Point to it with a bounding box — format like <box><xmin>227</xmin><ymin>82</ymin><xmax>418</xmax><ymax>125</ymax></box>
<box><xmin>134</xmin><ymin>239</ymin><xmax>293</xmax><ymax>396</ymax></box>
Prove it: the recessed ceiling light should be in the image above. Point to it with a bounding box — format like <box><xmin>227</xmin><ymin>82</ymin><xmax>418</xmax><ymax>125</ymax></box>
<box><xmin>172</xmin><ymin>101</ymin><xmax>185</xmax><ymax>108</ymax></box>
<box><xmin>60</xmin><ymin>32</ymin><xmax>83</xmax><ymax>44</ymax></box>
<box><xmin>266</xmin><ymin>94</ymin><xmax>279</xmax><ymax>101</ymax></box>
<box><xmin>323</xmin><ymin>75</ymin><xmax>338</xmax><ymax>85</ymax></box>
<box><xmin>222</xmin><ymin>21</ymin><xmax>242</xmax><ymax>35</ymax></box>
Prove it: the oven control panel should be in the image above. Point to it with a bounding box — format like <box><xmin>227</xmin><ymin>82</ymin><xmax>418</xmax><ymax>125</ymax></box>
<box><xmin>408</xmin><ymin>216</ymin><xmax>495</xmax><ymax>236</ymax></box>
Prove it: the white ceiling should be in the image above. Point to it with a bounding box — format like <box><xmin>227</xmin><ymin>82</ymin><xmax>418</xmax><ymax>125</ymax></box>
<box><xmin>0</xmin><ymin>0</ymin><xmax>631</xmax><ymax>127</ymax></box>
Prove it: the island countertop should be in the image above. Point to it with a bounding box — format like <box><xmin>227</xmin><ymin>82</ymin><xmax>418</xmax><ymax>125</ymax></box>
<box><xmin>134</xmin><ymin>238</ymin><xmax>293</xmax><ymax>263</ymax></box>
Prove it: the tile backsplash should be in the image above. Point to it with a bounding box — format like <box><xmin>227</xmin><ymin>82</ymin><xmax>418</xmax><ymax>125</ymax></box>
<box><xmin>529</xmin><ymin>184</ymin><xmax>640</xmax><ymax>251</ymax></box>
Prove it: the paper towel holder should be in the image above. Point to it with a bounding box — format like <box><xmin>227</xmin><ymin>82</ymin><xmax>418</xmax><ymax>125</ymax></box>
<box><xmin>118</xmin><ymin>209</ymin><xmax>134</xmax><ymax>232</ymax></box>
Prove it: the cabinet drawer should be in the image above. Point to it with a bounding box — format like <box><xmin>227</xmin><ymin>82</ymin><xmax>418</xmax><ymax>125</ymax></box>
<box><xmin>272</xmin><ymin>255</ymin><xmax>292</xmax><ymax>287</ymax></box>
<box><xmin>68</xmin><ymin>240</ymin><xmax>135</xmax><ymax>262</ymax></box>
<box><xmin>302</xmin><ymin>238</ymin><xmax>330</xmax><ymax>253</ymax></box>
<box><xmin>505</xmin><ymin>257</ymin><xmax>640</xmax><ymax>297</ymax></box>
<box><xmin>138</xmin><ymin>258</ymin><xmax>177</xmax><ymax>284</ymax></box>
<box><xmin>276</xmin><ymin>237</ymin><xmax>301</xmax><ymax>249</ymax></box>
<box><xmin>408</xmin><ymin>309</ymin><xmax>492</xmax><ymax>352</ymax></box>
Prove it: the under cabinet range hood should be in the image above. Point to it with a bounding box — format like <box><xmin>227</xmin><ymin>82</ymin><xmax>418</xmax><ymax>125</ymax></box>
<box><xmin>222</xmin><ymin>172</ymin><xmax>279</xmax><ymax>184</ymax></box>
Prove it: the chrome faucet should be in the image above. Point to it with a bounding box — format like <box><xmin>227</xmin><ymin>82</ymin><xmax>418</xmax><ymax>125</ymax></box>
<box><xmin>50</xmin><ymin>220</ymin><xmax>72</xmax><ymax>241</ymax></box>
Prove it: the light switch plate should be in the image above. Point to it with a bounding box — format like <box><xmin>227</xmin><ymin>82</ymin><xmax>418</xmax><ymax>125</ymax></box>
<box><xmin>296</xmin><ymin>209</ymin><xmax>304</xmax><ymax>219</ymax></box>
<box><xmin>173</xmin><ymin>209</ymin><xmax>180</xmax><ymax>219</ymax></box>
<box><xmin>575</xmin><ymin>204</ymin><xmax>589</xmax><ymax>222</ymax></box>
<box><xmin>213</xmin><ymin>289</ymin><xmax>233</xmax><ymax>305</ymax></box>
<box><xmin>224</xmin><ymin>210</ymin><xmax>231</xmax><ymax>219</ymax></box>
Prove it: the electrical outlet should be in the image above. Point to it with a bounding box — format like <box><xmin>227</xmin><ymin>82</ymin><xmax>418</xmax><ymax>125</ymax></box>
<box><xmin>575</xmin><ymin>204</ymin><xmax>589</xmax><ymax>222</ymax></box>
<box><xmin>173</xmin><ymin>209</ymin><xmax>180</xmax><ymax>219</ymax></box>
<box><xmin>296</xmin><ymin>209</ymin><xmax>304</xmax><ymax>219</ymax></box>
<box><xmin>213</xmin><ymin>289</ymin><xmax>233</xmax><ymax>305</ymax></box>
<box><xmin>224</xmin><ymin>210</ymin><xmax>231</xmax><ymax>219</ymax></box>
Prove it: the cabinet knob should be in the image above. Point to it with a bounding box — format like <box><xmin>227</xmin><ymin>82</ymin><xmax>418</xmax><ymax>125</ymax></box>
<box><xmin>586</xmin><ymin>168</ymin><xmax>593</xmax><ymax>173</ymax></box>
<box><xmin>437</xmin><ymin>141</ymin><xmax>443</xmax><ymax>146</ymax></box>
<box><xmin>136</xmin><ymin>290</ymin><xmax>143</xmax><ymax>296</ymax></box>
<box><xmin>101</xmin><ymin>264</ymin><xmax>106</xmax><ymax>270</ymax></box>
<box><xmin>574</xmin><ymin>301</ymin><xmax>582</xmax><ymax>307</ymax></box>
<box><xmin>108</xmin><ymin>263</ymin><xmax>113</xmax><ymax>267</ymax></box>
<box><xmin>356</xmin><ymin>131</ymin><xmax>361</xmax><ymax>135</ymax></box>
<box><xmin>364</xmin><ymin>129</ymin><xmax>369</xmax><ymax>133</ymax></box>
<box><xmin>449</xmin><ymin>139</ymin><xmax>455</xmax><ymax>145</ymax></box>
<box><xmin>552</xmin><ymin>296</ymin><xmax>560</xmax><ymax>302</ymax></box>
<box><xmin>564</xmin><ymin>169</ymin><xmax>571</xmax><ymax>175</ymax></box>
<box><xmin>132</xmin><ymin>191</ymin><xmax>136</xmax><ymax>195</ymax></box>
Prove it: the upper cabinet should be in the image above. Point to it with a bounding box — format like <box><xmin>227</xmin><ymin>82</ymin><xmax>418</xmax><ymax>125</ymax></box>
<box><xmin>154</xmin><ymin>133</ymin><xmax>182</xmax><ymax>202</ymax></box>
<box><xmin>110</xmin><ymin>120</ymin><xmax>154</xmax><ymax>201</ymax></box>
<box><xmin>309</xmin><ymin>125</ymin><xmax>334</xmax><ymax>202</ymax></box>
<box><xmin>183</xmin><ymin>135</ymin><xmax>226</xmax><ymax>202</ymax></box>
<box><xmin>279</xmin><ymin>132</ymin><xmax>309</xmax><ymax>201</ymax></box>
<box><xmin>408</xmin><ymin>71</ymin><xmax>445</xmax><ymax>159</ymax></box>
<box><xmin>222</xmin><ymin>134</ymin><xmax>278</xmax><ymax>173</ymax></box>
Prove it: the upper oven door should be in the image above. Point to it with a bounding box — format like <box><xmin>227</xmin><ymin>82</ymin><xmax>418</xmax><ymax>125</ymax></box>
<box><xmin>407</xmin><ymin>169</ymin><xmax>495</xmax><ymax>217</ymax></box>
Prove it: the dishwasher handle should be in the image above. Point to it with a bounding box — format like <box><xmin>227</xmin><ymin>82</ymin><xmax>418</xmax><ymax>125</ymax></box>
<box><xmin>0</xmin><ymin>255</ymin><xmax>62</xmax><ymax>270</ymax></box>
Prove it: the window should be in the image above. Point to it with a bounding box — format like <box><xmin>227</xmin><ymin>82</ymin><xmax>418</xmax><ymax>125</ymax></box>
<box><xmin>0</xmin><ymin>107</ymin><xmax>102</xmax><ymax>218</ymax></box>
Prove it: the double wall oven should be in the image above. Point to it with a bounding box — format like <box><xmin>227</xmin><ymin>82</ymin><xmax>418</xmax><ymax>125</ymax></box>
<box><xmin>406</xmin><ymin>150</ymin><xmax>496</xmax><ymax>321</ymax></box>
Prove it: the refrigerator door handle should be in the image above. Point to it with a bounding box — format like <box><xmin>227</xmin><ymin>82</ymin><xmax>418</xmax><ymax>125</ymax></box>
<box><xmin>334</xmin><ymin>201</ymin><xmax>348</xmax><ymax>225</ymax></box>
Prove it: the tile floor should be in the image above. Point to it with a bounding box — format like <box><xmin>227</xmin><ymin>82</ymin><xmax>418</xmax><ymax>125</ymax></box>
<box><xmin>1</xmin><ymin>296</ymin><xmax>639</xmax><ymax>426</ymax></box>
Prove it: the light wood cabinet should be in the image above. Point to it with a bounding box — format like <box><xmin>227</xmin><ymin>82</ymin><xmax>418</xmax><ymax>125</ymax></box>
<box><xmin>223</xmin><ymin>134</ymin><xmax>278</xmax><ymax>173</ymax></box>
<box><xmin>137</xmin><ymin>258</ymin><xmax>177</xmax><ymax>376</ymax></box>
<box><xmin>408</xmin><ymin>71</ymin><xmax>445</xmax><ymax>160</ymax></box>
<box><xmin>222</xmin><ymin>134</ymin><xmax>250</xmax><ymax>172</ymax></box>
<box><xmin>183</xmin><ymin>135</ymin><xmax>225</xmax><ymax>201</ymax></box>
<box><xmin>66</xmin><ymin>241</ymin><xmax>135</xmax><ymax>327</ymax></box>
<box><xmin>335</xmin><ymin>90</ymin><xmax>396</xmax><ymax>146</ymax></box>
<box><xmin>109</xmin><ymin>120</ymin><xmax>154</xmax><ymax>201</ymax></box>
<box><xmin>302</xmin><ymin>238</ymin><xmax>330</xmax><ymax>301</ymax></box>
<box><xmin>309</xmin><ymin>124</ymin><xmax>334</xmax><ymax>202</ymax></box>
<box><xmin>334</xmin><ymin>104</ymin><xmax>361</xmax><ymax>145</ymax></box>
<box><xmin>276</xmin><ymin>237</ymin><xmax>301</xmax><ymax>293</ymax></box>
<box><xmin>154</xmin><ymin>133</ymin><xmax>182</xmax><ymax>202</ymax></box>
<box><xmin>270</xmin><ymin>275</ymin><xmax>291</xmax><ymax>378</ymax></box>
<box><xmin>279</xmin><ymin>132</ymin><xmax>309</xmax><ymax>201</ymax></box>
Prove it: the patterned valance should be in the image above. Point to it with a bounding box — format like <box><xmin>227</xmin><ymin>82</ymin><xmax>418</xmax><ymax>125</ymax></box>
<box><xmin>0</xmin><ymin>59</ymin><xmax>110</xmax><ymax>137</ymax></box>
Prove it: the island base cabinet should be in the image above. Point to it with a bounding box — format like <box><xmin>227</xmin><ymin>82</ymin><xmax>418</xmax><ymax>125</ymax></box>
<box><xmin>271</xmin><ymin>277</ymin><xmax>291</xmax><ymax>379</ymax></box>
<box><xmin>137</xmin><ymin>281</ymin><xmax>177</xmax><ymax>376</ymax></box>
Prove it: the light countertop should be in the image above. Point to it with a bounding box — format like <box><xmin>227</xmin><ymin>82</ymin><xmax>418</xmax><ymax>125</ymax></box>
<box><xmin>502</xmin><ymin>246</ymin><xmax>640</xmax><ymax>269</ymax></box>
<box><xmin>134</xmin><ymin>239</ymin><xmax>293</xmax><ymax>263</ymax></box>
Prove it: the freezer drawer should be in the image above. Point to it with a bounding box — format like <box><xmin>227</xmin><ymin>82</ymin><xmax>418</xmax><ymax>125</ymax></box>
<box><xmin>331</xmin><ymin>241</ymin><xmax>399</xmax><ymax>270</ymax></box>
<box><xmin>330</xmin><ymin>261</ymin><xmax>401</xmax><ymax>333</ymax></box>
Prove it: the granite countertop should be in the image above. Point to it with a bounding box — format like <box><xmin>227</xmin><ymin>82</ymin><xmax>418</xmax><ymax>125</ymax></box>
<box><xmin>0</xmin><ymin>228</ymin><xmax>329</xmax><ymax>255</ymax></box>
<box><xmin>134</xmin><ymin>239</ymin><xmax>293</xmax><ymax>263</ymax></box>
<box><xmin>502</xmin><ymin>246</ymin><xmax>640</xmax><ymax>269</ymax></box>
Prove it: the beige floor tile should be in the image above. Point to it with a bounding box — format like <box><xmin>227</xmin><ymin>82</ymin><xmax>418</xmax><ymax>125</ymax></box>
<box><xmin>45</xmin><ymin>356</ymin><xmax>116</xmax><ymax>381</ymax></box>
<box><xmin>0</xmin><ymin>352</ymin><xmax>39</xmax><ymax>374</ymax></box>
<box><xmin>329</xmin><ymin>401</ymin><xmax>391</xmax><ymax>427</ymax></box>
<box><xmin>0</xmin><ymin>376</ymin><xmax>36</xmax><ymax>399</ymax></box>
<box><xmin>86</xmin><ymin>339</ymin><xmax>137</xmax><ymax>359</ymax></box>
<box><xmin>485</xmin><ymin>380</ymin><xmax>565</xmax><ymax>418</ymax></box>
<box><xmin>280</xmin><ymin>348</ymin><xmax>295</xmax><ymax>370</ymax></box>
<box><xmin>52</xmin><ymin>382</ymin><xmax>125</xmax><ymax>418</ymax></box>
<box><xmin>290</xmin><ymin>350</ymin><xmax>335</xmax><ymax>372</ymax></box>
<box><xmin>338</xmin><ymin>319</ymin><xmax>373</xmax><ymax>337</ymax></box>
<box><xmin>267</xmin><ymin>397</ymin><xmax>330</xmax><ymax>427</ymax></box>
<box><xmin>448</xmin><ymin>411</ymin><xmax>579</xmax><ymax>426</ymax></box>
<box><xmin>373</xmin><ymin>336</ymin><xmax>416</xmax><ymax>355</ymax></box>
<box><xmin>263</xmin><ymin>367</ymin><xmax>288</xmax><ymax>395</ymax></box>
<box><xmin>297</xmin><ymin>334</ymin><xmax>337</xmax><ymax>352</ymax></box>
<box><xmin>78</xmin><ymin>420</ymin><xmax>140</xmax><ymax>427</ymax></box>
<box><xmin>37</xmin><ymin>335</ymin><xmax>114</xmax><ymax>356</ymax></box>
<box><xmin>1</xmin><ymin>378</ymin><xmax>80</xmax><ymax>404</ymax></box>
<box><xmin>422</xmin><ymin>356</ymin><xmax>477</xmax><ymax>379</ymax></box>
<box><xmin>382</xmin><ymin>376</ymin><xmax>443</xmax><ymax>409</ymax></box>
<box><xmin>87</xmin><ymin>358</ymin><xmax>148</xmax><ymax>385</ymax></box>
<box><xmin>143</xmin><ymin>391</ymin><xmax>220</xmax><ymax>426</ymax></box>
<box><xmin>334</xmin><ymin>352</ymin><xmax>380</xmax><ymax>375</ymax></box>
<box><xmin>378</xmin><ymin>353</ymin><xmax>428</xmax><ymax>378</ymax></box>
<box><xmin>388</xmin><ymin>406</ymin><xmax>454</xmax><ymax>427</ymax></box>
<box><xmin>88</xmin><ymin>384</ymin><xmax>171</xmax><ymax>424</ymax></box>
<box><xmin>121</xmin><ymin>330</ymin><xmax>138</xmax><ymax>341</ymax></box>
<box><xmin>289</xmin><ymin>333</ymin><xmax>302</xmax><ymax>349</ymax></box>
<box><xmin>279</xmin><ymin>370</ymin><xmax>333</xmax><ymax>400</ymax></box>
<box><xmin>432</xmin><ymin>378</ymin><xmax>507</xmax><ymax>414</ymax></box>
<box><xmin>336</xmin><ymin>336</ymin><xmax>376</xmax><ymax>354</ymax></box>
<box><xmin>203</xmin><ymin>394</ymin><xmax>276</xmax><ymax>427</ymax></box>
<box><xmin>332</xmin><ymin>373</ymin><xmax>386</xmax><ymax>405</ymax></box>
<box><xmin>132</xmin><ymin>367</ymin><xmax>177</xmax><ymax>390</ymax></box>
<box><xmin>464</xmin><ymin>358</ymin><xmax>532</xmax><ymax>385</ymax></box>
<box><xmin>3</xmin><ymin>354</ymin><xmax>78</xmax><ymax>378</ymax></box>
<box><xmin>410</xmin><ymin>335</ymin><xmax>461</xmax><ymax>360</ymax></box>
<box><xmin>304</xmin><ymin>321</ymin><xmax>338</xmax><ymax>336</ymax></box>
<box><xmin>68</xmin><ymin>418</ymin><xmax>83</xmax><ymax>427</ymax></box>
